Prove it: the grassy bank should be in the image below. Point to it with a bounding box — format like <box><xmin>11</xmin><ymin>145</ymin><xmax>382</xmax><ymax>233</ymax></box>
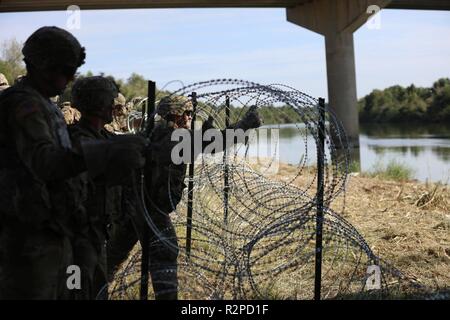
<box><xmin>361</xmin><ymin>159</ymin><xmax>415</xmax><ymax>181</ymax></box>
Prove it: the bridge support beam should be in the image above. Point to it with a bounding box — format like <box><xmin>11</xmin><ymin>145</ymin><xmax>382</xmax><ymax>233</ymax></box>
<box><xmin>287</xmin><ymin>0</ymin><xmax>391</xmax><ymax>160</ymax></box>
<box><xmin>324</xmin><ymin>31</ymin><xmax>359</xmax><ymax>148</ymax></box>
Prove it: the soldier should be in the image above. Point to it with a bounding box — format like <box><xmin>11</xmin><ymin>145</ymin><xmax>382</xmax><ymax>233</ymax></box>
<box><xmin>61</xmin><ymin>101</ymin><xmax>81</xmax><ymax>125</ymax></box>
<box><xmin>107</xmin><ymin>95</ymin><xmax>262</xmax><ymax>300</ymax></box>
<box><xmin>0</xmin><ymin>73</ymin><xmax>9</xmax><ymax>92</ymax></box>
<box><xmin>0</xmin><ymin>26</ymin><xmax>146</xmax><ymax>300</ymax></box>
<box><xmin>105</xmin><ymin>93</ymin><xmax>128</xmax><ymax>133</ymax></box>
<box><xmin>68</xmin><ymin>76</ymin><xmax>136</xmax><ymax>299</ymax></box>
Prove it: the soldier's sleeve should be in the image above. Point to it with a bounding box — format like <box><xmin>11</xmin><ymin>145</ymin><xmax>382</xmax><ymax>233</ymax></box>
<box><xmin>199</xmin><ymin>119</ymin><xmax>250</xmax><ymax>157</ymax></box>
<box><xmin>9</xmin><ymin>97</ymin><xmax>86</xmax><ymax>181</ymax></box>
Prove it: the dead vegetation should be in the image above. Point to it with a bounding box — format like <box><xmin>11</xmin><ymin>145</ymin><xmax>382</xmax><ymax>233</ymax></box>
<box><xmin>274</xmin><ymin>163</ymin><xmax>450</xmax><ymax>290</ymax></box>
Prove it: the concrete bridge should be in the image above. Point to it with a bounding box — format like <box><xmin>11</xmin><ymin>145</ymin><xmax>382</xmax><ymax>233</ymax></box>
<box><xmin>1</xmin><ymin>0</ymin><xmax>449</xmax><ymax>151</ymax></box>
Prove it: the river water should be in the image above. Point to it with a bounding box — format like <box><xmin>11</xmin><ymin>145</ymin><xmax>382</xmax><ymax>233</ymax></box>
<box><xmin>245</xmin><ymin>122</ymin><xmax>450</xmax><ymax>183</ymax></box>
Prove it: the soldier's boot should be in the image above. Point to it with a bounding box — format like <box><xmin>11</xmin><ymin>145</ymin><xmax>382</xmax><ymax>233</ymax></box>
<box><xmin>148</xmin><ymin>216</ymin><xmax>179</xmax><ymax>300</ymax></box>
<box><xmin>150</xmin><ymin>264</ymin><xmax>178</xmax><ymax>300</ymax></box>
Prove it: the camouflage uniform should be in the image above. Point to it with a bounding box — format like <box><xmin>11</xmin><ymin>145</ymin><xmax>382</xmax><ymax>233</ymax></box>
<box><xmin>69</xmin><ymin>119</ymin><xmax>123</xmax><ymax>299</ymax></box>
<box><xmin>69</xmin><ymin>76</ymin><xmax>141</xmax><ymax>299</ymax></box>
<box><xmin>0</xmin><ymin>73</ymin><xmax>10</xmax><ymax>92</ymax></box>
<box><xmin>0</xmin><ymin>33</ymin><xmax>88</xmax><ymax>299</ymax></box>
<box><xmin>107</xmin><ymin>96</ymin><xmax>262</xmax><ymax>300</ymax></box>
<box><xmin>107</xmin><ymin>121</ymin><xmax>184</xmax><ymax>300</ymax></box>
<box><xmin>61</xmin><ymin>101</ymin><xmax>81</xmax><ymax>125</ymax></box>
<box><xmin>105</xmin><ymin>93</ymin><xmax>128</xmax><ymax>133</ymax></box>
<box><xmin>0</xmin><ymin>27</ymin><xmax>146</xmax><ymax>300</ymax></box>
<box><xmin>0</xmin><ymin>83</ymin><xmax>88</xmax><ymax>298</ymax></box>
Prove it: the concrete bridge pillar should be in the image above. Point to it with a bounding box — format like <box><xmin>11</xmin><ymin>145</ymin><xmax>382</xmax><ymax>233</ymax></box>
<box><xmin>287</xmin><ymin>0</ymin><xmax>391</xmax><ymax>156</ymax></box>
<box><xmin>325</xmin><ymin>32</ymin><xmax>358</xmax><ymax>148</ymax></box>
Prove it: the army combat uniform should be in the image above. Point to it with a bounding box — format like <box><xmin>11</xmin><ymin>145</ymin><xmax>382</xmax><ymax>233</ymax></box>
<box><xmin>61</xmin><ymin>102</ymin><xmax>81</xmax><ymax>125</ymax></box>
<box><xmin>107</xmin><ymin>121</ymin><xmax>183</xmax><ymax>300</ymax></box>
<box><xmin>0</xmin><ymin>77</ymin><xmax>89</xmax><ymax>299</ymax></box>
<box><xmin>104</xmin><ymin>93</ymin><xmax>128</xmax><ymax>133</ymax></box>
<box><xmin>0</xmin><ymin>27</ymin><xmax>147</xmax><ymax>300</ymax></box>
<box><xmin>68</xmin><ymin>76</ymin><xmax>146</xmax><ymax>300</ymax></box>
<box><xmin>69</xmin><ymin>118</ymin><xmax>132</xmax><ymax>299</ymax></box>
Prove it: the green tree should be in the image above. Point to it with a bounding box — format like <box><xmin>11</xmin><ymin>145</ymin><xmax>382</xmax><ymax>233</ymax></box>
<box><xmin>358</xmin><ymin>78</ymin><xmax>450</xmax><ymax>123</ymax></box>
<box><xmin>0</xmin><ymin>38</ymin><xmax>26</xmax><ymax>83</ymax></box>
<box><xmin>428</xmin><ymin>78</ymin><xmax>450</xmax><ymax>122</ymax></box>
<box><xmin>121</xmin><ymin>73</ymin><xmax>148</xmax><ymax>99</ymax></box>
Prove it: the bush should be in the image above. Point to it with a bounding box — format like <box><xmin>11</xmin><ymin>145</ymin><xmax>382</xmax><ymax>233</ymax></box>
<box><xmin>368</xmin><ymin>159</ymin><xmax>414</xmax><ymax>181</ymax></box>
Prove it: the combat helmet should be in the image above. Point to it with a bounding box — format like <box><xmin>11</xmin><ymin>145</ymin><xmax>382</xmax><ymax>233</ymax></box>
<box><xmin>22</xmin><ymin>26</ymin><xmax>85</xmax><ymax>73</ymax></box>
<box><xmin>114</xmin><ymin>93</ymin><xmax>126</xmax><ymax>106</ymax></box>
<box><xmin>0</xmin><ymin>73</ymin><xmax>9</xmax><ymax>91</ymax></box>
<box><xmin>71</xmin><ymin>76</ymin><xmax>118</xmax><ymax>114</ymax></box>
<box><xmin>157</xmin><ymin>95</ymin><xmax>194</xmax><ymax>119</ymax></box>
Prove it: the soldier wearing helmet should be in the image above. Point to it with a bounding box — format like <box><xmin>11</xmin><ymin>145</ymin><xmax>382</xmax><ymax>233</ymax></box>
<box><xmin>115</xmin><ymin>92</ymin><xmax>126</xmax><ymax>107</ymax></box>
<box><xmin>0</xmin><ymin>27</ymin><xmax>146</xmax><ymax>300</ymax></box>
<box><xmin>156</xmin><ymin>95</ymin><xmax>194</xmax><ymax>129</ymax></box>
<box><xmin>107</xmin><ymin>94</ymin><xmax>262</xmax><ymax>300</ymax></box>
<box><xmin>105</xmin><ymin>92</ymin><xmax>129</xmax><ymax>133</ymax></box>
<box><xmin>68</xmin><ymin>76</ymin><xmax>140</xmax><ymax>299</ymax></box>
<box><xmin>60</xmin><ymin>101</ymin><xmax>81</xmax><ymax>125</ymax></box>
<box><xmin>0</xmin><ymin>73</ymin><xmax>9</xmax><ymax>92</ymax></box>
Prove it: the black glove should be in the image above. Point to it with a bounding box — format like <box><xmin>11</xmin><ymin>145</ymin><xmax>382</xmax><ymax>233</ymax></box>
<box><xmin>202</xmin><ymin>115</ymin><xmax>215</xmax><ymax>131</ymax></box>
<box><xmin>234</xmin><ymin>105</ymin><xmax>262</xmax><ymax>130</ymax></box>
<box><xmin>81</xmin><ymin>134</ymin><xmax>147</xmax><ymax>185</ymax></box>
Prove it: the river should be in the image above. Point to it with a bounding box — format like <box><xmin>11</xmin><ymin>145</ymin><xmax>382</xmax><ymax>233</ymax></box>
<box><xmin>244</xmin><ymin>122</ymin><xmax>450</xmax><ymax>183</ymax></box>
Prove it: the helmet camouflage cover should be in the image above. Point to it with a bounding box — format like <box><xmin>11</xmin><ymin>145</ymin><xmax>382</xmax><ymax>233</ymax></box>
<box><xmin>114</xmin><ymin>93</ymin><xmax>126</xmax><ymax>106</ymax></box>
<box><xmin>0</xmin><ymin>73</ymin><xmax>9</xmax><ymax>87</ymax></box>
<box><xmin>157</xmin><ymin>95</ymin><xmax>194</xmax><ymax>119</ymax></box>
<box><xmin>71</xmin><ymin>76</ymin><xmax>118</xmax><ymax>113</ymax></box>
<box><xmin>131</xmin><ymin>96</ymin><xmax>143</xmax><ymax>105</ymax></box>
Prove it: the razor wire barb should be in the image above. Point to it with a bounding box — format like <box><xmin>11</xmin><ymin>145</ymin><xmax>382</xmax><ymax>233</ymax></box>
<box><xmin>111</xmin><ymin>79</ymin><xmax>432</xmax><ymax>300</ymax></box>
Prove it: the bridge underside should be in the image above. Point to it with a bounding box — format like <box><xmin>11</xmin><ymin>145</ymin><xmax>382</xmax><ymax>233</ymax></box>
<box><xmin>1</xmin><ymin>0</ymin><xmax>450</xmax><ymax>12</ymax></box>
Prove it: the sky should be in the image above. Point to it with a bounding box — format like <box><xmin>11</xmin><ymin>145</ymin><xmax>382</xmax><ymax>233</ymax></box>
<box><xmin>1</xmin><ymin>8</ymin><xmax>449</xmax><ymax>98</ymax></box>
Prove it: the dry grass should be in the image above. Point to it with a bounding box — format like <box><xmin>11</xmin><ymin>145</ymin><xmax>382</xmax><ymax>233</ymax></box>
<box><xmin>275</xmin><ymin>163</ymin><xmax>450</xmax><ymax>290</ymax></box>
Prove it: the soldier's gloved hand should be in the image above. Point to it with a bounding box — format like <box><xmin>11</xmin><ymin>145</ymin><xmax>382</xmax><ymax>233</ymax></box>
<box><xmin>81</xmin><ymin>134</ymin><xmax>148</xmax><ymax>185</ymax></box>
<box><xmin>234</xmin><ymin>105</ymin><xmax>262</xmax><ymax>130</ymax></box>
<box><xmin>106</xmin><ymin>135</ymin><xmax>148</xmax><ymax>183</ymax></box>
<box><xmin>201</xmin><ymin>115</ymin><xmax>215</xmax><ymax>131</ymax></box>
